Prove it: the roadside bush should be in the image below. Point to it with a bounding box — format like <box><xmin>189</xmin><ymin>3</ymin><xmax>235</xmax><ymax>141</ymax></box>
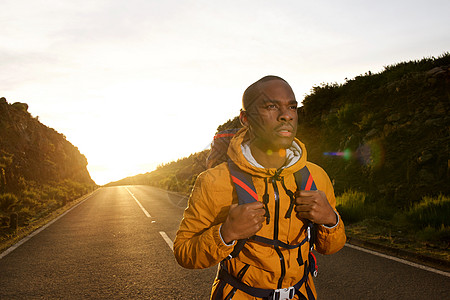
<box><xmin>62</xmin><ymin>179</ymin><xmax>86</xmax><ymax>198</ymax></box>
<box><xmin>21</xmin><ymin>189</ymin><xmax>41</xmax><ymax>208</ymax></box>
<box><xmin>0</xmin><ymin>193</ymin><xmax>20</xmax><ymax>212</ymax></box>
<box><xmin>415</xmin><ymin>225</ymin><xmax>450</xmax><ymax>245</ymax></box>
<box><xmin>336</xmin><ymin>190</ymin><xmax>367</xmax><ymax>223</ymax></box>
<box><xmin>45</xmin><ymin>199</ymin><xmax>59</xmax><ymax>211</ymax></box>
<box><xmin>43</xmin><ymin>186</ymin><xmax>66</xmax><ymax>201</ymax></box>
<box><xmin>407</xmin><ymin>194</ymin><xmax>450</xmax><ymax>229</ymax></box>
<box><xmin>18</xmin><ymin>206</ymin><xmax>33</xmax><ymax>225</ymax></box>
<box><xmin>365</xmin><ymin>200</ymin><xmax>396</xmax><ymax>221</ymax></box>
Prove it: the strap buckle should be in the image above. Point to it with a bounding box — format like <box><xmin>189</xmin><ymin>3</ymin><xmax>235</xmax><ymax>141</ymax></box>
<box><xmin>307</xmin><ymin>225</ymin><xmax>311</xmax><ymax>242</ymax></box>
<box><xmin>307</xmin><ymin>223</ymin><xmax>315</xmax><ymax>251</ymax></box>
<box><xmin>272</xmin><ymin>286</ymin><xmax>295</xmax><ymax>300</ymax></box>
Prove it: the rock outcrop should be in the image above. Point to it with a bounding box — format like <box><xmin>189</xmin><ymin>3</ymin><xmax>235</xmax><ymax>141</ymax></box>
<box><xmin>0</xmin><ymin>97</ymin><xmax>95</xmax><ymax>193</ymax></box>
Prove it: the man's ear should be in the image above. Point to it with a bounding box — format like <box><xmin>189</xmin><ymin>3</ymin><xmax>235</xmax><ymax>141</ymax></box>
<box><xmin>239</xmin><ymin>110</ymin><xmax>249</xmax><ymax>127</ymax></box>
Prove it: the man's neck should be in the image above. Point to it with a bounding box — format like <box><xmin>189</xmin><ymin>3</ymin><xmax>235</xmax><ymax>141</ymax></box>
<box><xmin>249</xmin><ymin>143</ymin><xmax>287</xmax><ymax>169</ymax></box>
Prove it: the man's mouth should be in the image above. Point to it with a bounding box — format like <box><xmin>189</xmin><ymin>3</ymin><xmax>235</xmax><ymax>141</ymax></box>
<box><xmin>276</xmin><ymin>127</ymin><xmax>293</xmax><ymax>137</ymax></box>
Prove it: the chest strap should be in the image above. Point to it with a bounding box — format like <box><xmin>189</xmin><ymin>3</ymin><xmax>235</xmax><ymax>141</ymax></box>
<box><xmin>217</xmin><ymin>262</ymin><xmax>316</xmax><ymax>300</ymax></box>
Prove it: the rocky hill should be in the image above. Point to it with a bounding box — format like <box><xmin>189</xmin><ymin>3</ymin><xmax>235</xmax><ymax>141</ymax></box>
<box><xmin>0</xmin><ymin>98</ymin><xmax>97</xmax><ymax>249</ymax></box>
<box><xmin>0</xmin><ymin>98</ymin><xmax>94</xmax><ymax>193</ymax></box>
<box><xmin>297</xmin><ymin>54</ymin><xmax>449</xmax><ymax>207</ymax></box>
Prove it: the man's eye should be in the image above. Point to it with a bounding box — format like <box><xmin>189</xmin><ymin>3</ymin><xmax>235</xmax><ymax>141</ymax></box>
<box><xmin>290</xmin><ymin>105</ymin><xmax>298</xmax><ymax>110</ymax></box>
<box><xmin>266</xmin><ymin>104</ymin><xmax>277</xmax><ymax>109</ymax></box>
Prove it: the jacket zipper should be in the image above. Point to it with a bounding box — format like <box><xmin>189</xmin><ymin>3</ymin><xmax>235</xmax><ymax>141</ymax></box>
<box><xmin>272</xmin><ymin>178</ymin><xmax>286</xmax><ymax>289</ymax></box>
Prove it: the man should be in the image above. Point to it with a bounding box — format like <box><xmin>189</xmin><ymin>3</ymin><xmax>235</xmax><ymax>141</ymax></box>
<box><xmin>174</xmin><ymin>76</ymin><xmax>346</xmax><ymax>300</ymax></box>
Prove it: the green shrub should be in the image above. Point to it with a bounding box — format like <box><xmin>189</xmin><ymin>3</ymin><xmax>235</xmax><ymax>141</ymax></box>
<box><xmin>45</xmin><ymin>199</ymin><xmax>59</xmax><ymax>211</ymax></box>
<box><xmin>357</xmin><ymin>112</ymin><xmax>375</xmax><ymax>131</ymax></box>
<box><xmin>18</xmin><ymin>206</ymin><xmax>33</xmax><ymax>225</ymax></box>
<box><xmin>336</xmin><ymin>190</ymin><xmax>367</xmax><ymax>223</ymax></box>
<box><xmin>21</xmin><ymin>190</ymin><xmax>41</xmax><ymax>207</ymax></box>
<box><xmin>365</xmin><ymin>201</ymin><xmax>396</xmax><ymax>221</ymax></box>
<box><xmin>0</xmin><ymin>193</ymin><xmax>19</xmax><ymax>212</ymax></box>
<box><xmin>336</xmin><ymin>103</ymin><xmax>361</xmax><ymax>129</ymax></box>
<box><xmin>43</xmin><ymin>186</ymin><xmax>67</xmax><ymax>201</ymax></box>
<box><xmin>407</xmin><ymin>194</ymin><xmax>450</xmax><ymax>229</ymax></box>
<box><xmin>415</xmin><ymin>225</ymin><xmax>450</xmax><ymax>244</ymax></box>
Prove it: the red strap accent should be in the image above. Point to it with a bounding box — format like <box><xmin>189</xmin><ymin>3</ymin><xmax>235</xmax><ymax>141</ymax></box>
<box><xmin>305</xmin><ymin>174</ymin><xmax>314</xmax><ymax>191</ymax></box>
<box><xmin>214</xmin><ymin>133</ymin><xmax>235</xmax><ymax>140</ymax></box>
<box><xmin>231</xmin><ymin>175</ymin><xmax>259</xmax><ymax>202</ymax></box>
<box><xmin>311</xmin><ymin>252</ymin><xmax>318</xmax><ymax>271</ymax></box>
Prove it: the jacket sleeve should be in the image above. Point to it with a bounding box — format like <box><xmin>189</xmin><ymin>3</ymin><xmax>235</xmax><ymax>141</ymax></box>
<box><xmin>173</xmin><ymin>170</ymin><xmax>235</xmax><ymax>269</ymax></box>
<box><xmin>309</xmin><ymin>163</ymin><xmax>347</xmax><ymax>255</ymax></box>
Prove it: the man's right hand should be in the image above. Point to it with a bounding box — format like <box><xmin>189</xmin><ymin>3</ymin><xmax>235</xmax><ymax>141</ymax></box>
<box><xmin>220</xmin><ymin>202</ymin><xmax>266</xmax><ymax>244</ymax></box>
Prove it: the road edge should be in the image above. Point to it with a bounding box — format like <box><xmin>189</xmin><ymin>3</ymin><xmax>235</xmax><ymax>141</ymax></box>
<box><xmin>346</xmin><ymin>236</ymin><xmax>450</xmax><ymax>273</ymax></box>
<box><xmin>0</xmin><ymin>189</ymin><xmax>99</xmax><ymax>258</ymax></box>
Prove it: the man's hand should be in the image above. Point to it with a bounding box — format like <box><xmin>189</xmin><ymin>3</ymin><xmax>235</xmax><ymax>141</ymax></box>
<box><xmin>220</xmin><ymin>202</ymin><xmax>266</xmax><ymax>244</ymax></box>
<box><xmin>294</xmin><ymin>190</ymin><xmax>337</xmax><ymax>227</ymax></box>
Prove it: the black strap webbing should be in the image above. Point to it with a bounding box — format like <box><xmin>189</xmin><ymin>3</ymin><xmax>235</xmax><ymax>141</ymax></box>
<box><xmin>251</xmin><ymin>235</ymin><xmax>309</xmax><ymax>250</ymax></box>
<box><xmin>218</xmin><ymin>264</ymin><xmax>311</xmax><ymax>299</ymax></box>
<box><xmin>228</xmin><ymin>238</ymin><xmax>248</xmax><ymax>259</ymax></box>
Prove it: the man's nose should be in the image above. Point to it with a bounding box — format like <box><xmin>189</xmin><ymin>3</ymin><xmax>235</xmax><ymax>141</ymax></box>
<box><xmin>279</xmin><ymin>107</ymin><xmax>294</xmax><ymax>121</ymax></box>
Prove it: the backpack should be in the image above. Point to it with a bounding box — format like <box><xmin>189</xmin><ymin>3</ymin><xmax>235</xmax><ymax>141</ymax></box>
<box><xmin>209</xmin><ymin>129</ymin><xmax>318</xmax><ymax>300</ymax></box>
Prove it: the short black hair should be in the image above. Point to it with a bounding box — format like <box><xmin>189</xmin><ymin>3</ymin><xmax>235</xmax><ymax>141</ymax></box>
<box><xmin>242</xmin><ymin>75</ymin><xmax>289</xmax><ymax>111</ymax></box>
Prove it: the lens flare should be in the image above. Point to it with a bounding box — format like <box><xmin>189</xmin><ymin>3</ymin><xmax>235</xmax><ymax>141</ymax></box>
<box><xmin>323</xmin><ymin>148</ymin><xmax>353</xmax><ymax>160</ymax></box>
<box><xmin>278</xmin><ymin>149</ymin><xmax>286</xmax><ymax>157</ymax></box>
<box><xmin>357</xmin><ymin>140</ymin><xmax>385</xmax><ymax>168</ymax></box>
<box><xmin>323</xmin><ymin>140</ymin><xmax>385</xmax><ymax>168</ymax></box>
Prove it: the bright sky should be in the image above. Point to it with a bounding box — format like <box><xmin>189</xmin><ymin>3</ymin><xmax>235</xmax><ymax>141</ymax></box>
<box><xmin>1</xmin><ymin>0</ymin><xmax>449</xmax><ymax>185</ymax></box>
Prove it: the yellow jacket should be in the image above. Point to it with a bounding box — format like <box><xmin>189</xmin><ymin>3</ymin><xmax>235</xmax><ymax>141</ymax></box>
<box><xmin>174</xmin><ymin>128</ymin><xmax>346</xmax><ymax>299</ymax></box>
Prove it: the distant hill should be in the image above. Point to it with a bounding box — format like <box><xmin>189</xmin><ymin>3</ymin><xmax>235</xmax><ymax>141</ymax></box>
<box><xmin>106</xmin><ymin>151</ymin><xmax>209</xmax><ymax>194</ymax></box>
<box><xmin>107</xmin><ymin>53</ymin><xmax>449</xmax><ymax>207</ymax></box>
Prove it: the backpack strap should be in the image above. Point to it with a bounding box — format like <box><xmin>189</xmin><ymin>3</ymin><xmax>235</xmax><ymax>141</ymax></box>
<box><xmin>226</xmin><ymin>160</ymin><xmax>259</xmax><ymax>259</ymax></box>
<box><xmin>228</xmin><ymin>160</ymin><xmax>258</xmax><ymax>204</ymax></box>
<box><xmin>296</xmin><ymin>166</ymin><xmax>317</xmax><ymax>191</ymax></box>
<box><xmin>295</xmin><ymin>166</ymin><xmax>319</xmax><ymax>278</ymax></box>
<box><xmin>285</xmin><ymin>166</ymin><xmax>317</xmax><ymax>219</ymax></box>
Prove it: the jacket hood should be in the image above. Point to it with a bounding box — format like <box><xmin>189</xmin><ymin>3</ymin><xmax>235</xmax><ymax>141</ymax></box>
<box><xmin>227</xmin><ymin>127</ymin><xmax>308</xmax><ymax>178</ymax></box>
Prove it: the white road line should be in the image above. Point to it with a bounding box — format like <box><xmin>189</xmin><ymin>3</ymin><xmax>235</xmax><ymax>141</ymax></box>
<box><xmin>345</xmin><ymin>243</ymin><xmax>450</xmax><ymax>277</ymax></box>
<box><xmin>0</xmin><ymin>192</ymin><xmax>95</xmax><ymax>260</ymax></box>
<box><xmin>159</xmin><ymin>231</ymin><xmax>174</xmax><ymax>250</ymax></box>
<box><xmin>125</xmin><ymin>187</ymin><xmax>151</xmax><ymax>218</ymax></box>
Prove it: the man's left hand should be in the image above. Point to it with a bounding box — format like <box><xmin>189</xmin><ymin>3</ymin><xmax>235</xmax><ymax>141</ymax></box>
<box><xmin>294</xmin><ymin>190</ymin><xmax>337</xmax><ymax>226</ymax></box>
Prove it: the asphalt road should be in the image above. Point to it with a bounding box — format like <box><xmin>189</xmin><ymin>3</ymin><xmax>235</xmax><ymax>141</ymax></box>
<box><xmin>0</xmin><ymin>186</ymin><xmax>448</xmax><ymax>299</ymax></box>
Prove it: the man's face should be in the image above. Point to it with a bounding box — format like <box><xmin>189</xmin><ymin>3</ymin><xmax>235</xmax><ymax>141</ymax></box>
<box><xmin>244</xmin><ymin>79</ymin><xmax>298</xmax><ymax>151</ymax></box>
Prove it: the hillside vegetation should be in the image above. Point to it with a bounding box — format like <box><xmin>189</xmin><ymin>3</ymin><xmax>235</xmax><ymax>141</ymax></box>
<box><xmin>107</xmin><ymin>54</ymin><xmax>450</xmax><ymax>260</ymax></box>
<box><xmin>0</xmin><ymin>98</ymin><xmax>96</xmax><ymax>246</ymax></box>
<box><xmin>108</xmin><ymin>151</ymin><xmax>209</xmax><ymax>193</ymax></box>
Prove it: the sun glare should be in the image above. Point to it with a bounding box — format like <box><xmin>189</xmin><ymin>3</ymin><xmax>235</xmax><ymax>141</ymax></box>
<box><xmin>66</xmin><ymin>79</ymin><xmax>236</xmax><ymax>186</ymax></box>
<box><xmin>87</xmin><ymin>161</ymin><xmax>158</xmax><ymax>186</ymax></box>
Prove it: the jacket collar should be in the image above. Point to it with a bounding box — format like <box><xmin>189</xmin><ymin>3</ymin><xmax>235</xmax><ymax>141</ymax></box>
<box><xmin>227</xmin><ymin>127</ymin><xmax>307</xmax><ymax>178</ymax></box>
<box><xmin>240</xmin><ymin>140</ymin><xmax>302</xmax><ymax>169</ymax></box>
